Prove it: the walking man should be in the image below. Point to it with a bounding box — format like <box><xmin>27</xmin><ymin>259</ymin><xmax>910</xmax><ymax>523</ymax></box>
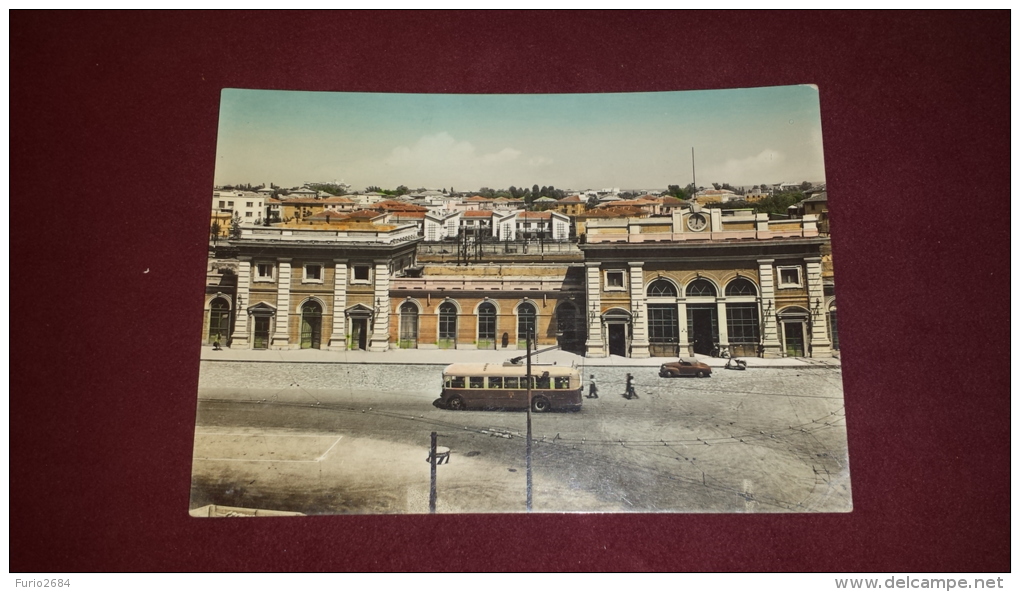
<box><xmin>587</xmin><ymin>374</ymin><xmax>599</xmax><ymax>398</ymax></box>
<box><xmin>624</xmin><ymin>373</ymin><xmax>638</xmax><ymax>399</ymax></box>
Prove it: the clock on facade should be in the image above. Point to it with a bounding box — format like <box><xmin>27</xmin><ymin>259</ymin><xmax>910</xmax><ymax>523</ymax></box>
<box><xmin>687</xmin><ymin>213</ymin><xmax>708</xmax><ymax>231</ymax></box>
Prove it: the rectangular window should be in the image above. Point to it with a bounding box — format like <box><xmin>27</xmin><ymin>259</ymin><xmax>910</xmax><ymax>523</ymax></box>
<box><xmin>228</xmin><ymin>201</ymin><xmax>234</xmax><ymax>207</ymax></box>
<box><xmin>245</xmin><ymin>211</ymin><xmax>253</xmax><ymax>217</ymax></box>
<box><xmin>469</xmin><ymin>376</ymin><xmax>485</xmax><ymax>389</ymax></box>
<box><xmin>448</xmin><ymin>376</ymin><xmax>465</xmax><ymax>389</ymax></box>
<box><xmin>778</xmin><ymin>266</ymin><xmax>802</xmax><ymax>288</ymax></box>
<box><xmin>304</xmin><ymin>263</ymin><xmax>323</xmax><ymax>283</ymax></box>
<box><xmin>647</xmin><ymin>304</ymin><xmax>679</xmax><ymax>343</ymax></box>
<box><xmin>554</xmin><ymin>376</ymin><xmax>571</xmax><ymax>389</ymax></box>
<box><xmin>247</xmin><ymin>202</ymin><xmax>253</xmax><ymax>207</ymax></box>
<box><xmin>352</xmin><ymin>265</ymin><xmax>371</xmax><ymax>284</ymax></box>
<box><xmin>218</xmin><ymin>200</ymin><xmax>225</xmax><ymax>208</ymax></box>
<box><xmin>504</xmin><ymin>376</ymin><xmax>519</xmax><ymax>389</ymax></box>
<box><xmin>487</xmin><ymin>377</ymin><xmax>503</xmax><ymax>389</ymax></box>
<box><xmin>605</xmin><ymin>270</ymin><xmax>625</xmax><ymax>290</ymax></box>
<box><xmin>726</xmin><ymin>303</ymin><xmax>761</xmax><ymax>344</ymax></box>
<box><xmin>255</xmin><ymin>263</ymin><xmax>274</xmax><ymax>281</ymax></box>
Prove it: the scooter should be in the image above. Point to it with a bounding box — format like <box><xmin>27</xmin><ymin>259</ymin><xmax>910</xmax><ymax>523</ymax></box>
<box><xmin>725</xmin><ymin>358</ymin><xmax>747</xmax><ymax>370</ymax></box>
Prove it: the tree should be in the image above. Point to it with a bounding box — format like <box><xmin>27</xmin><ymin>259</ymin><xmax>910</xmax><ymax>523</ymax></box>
<box><xmin>586</xmin><ymin>195</ymin><xmax>600</xmax><ymax>209</ymax></box>
<box><xmin>800</xmin><ymin>181</ymin><xmax>812</xmax><ymax>191</ymax></box>
<box><xmin>365</xmin><ymin>185</ymin><xmax>383</xmax><ymax>193</ymax></box>
<box><xmin>753</xmin><ymin>191</ymin><xmax>805</xmax><ymax>216</ymax></box>
<box><xmin>666</xmin><ymin>184</ymin><xmax>690</xmax><ymax>200</ymax></box>
<box><xmin>305</xmin><ymin>183</ymin><xmax>348</xmax><ymax>196</ymax></box>
<box><xmin>210</xmin><ymin>221</ymin><xmax>221</xmax><ymax>242</ymax></box>
<box><xmin>229</xmin><ymin>213</ymin><xmax>242</xmax><ymax>239</ymax></box>
<box><xmin>395</xmin><ymin>185</ymin><xmax>410</xmax><ymax>195</ymax></box>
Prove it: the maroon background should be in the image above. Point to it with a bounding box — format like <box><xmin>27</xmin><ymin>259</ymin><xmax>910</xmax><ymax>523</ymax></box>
<box><xmin>11</xmin><ymin>12</ymin><xmax>1009</xmax><ymax>572</ymax></box>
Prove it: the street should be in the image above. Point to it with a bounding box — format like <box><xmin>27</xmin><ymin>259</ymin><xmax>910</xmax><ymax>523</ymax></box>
<box><xmin>191</xmin><ymin>362</ymin><xmax>851</xmax><ymax>514</ymax></box>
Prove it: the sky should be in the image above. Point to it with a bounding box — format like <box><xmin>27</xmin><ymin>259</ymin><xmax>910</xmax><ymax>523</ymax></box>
<box><xmin>213</xmin><ymin>86</ymin><xmax>827</xmax><ymax>192</ymax></box>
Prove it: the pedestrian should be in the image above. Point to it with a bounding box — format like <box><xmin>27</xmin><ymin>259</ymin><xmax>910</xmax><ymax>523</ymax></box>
<box><xmin>587</xmin><ymin>374</ymin><xmax>599</xmax><ymax>398</ymax></box>
<box><xmin>624</xmin><ymin>373</ymin><xmax>638</xmax><ymax>399</ymax></box>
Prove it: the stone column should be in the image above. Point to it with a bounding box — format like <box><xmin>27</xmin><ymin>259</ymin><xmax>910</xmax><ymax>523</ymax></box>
<box><xmin>584</xmin><ymin>262</ymin><xmax>606</xmax><ymax>357</ymax></box>
<box><xmin>231</xmin><ymin>258</ymin><xmax>251</xmax><ymax>347</ymax></box>
<box><xmin>628</xmin><ymin>262</ymin><xmax>650</xmax><ymax>358</ymax></box>
<box><xmin>369</xmin><ymin>261</ymin><xmax>391</xmax><ymax>352</ymax></box>
<box><xmin>716</xmin><ymin>296</ymin><xmax>729</xmax><ymax>351</ymax></box>
<box><xmin>805</xmin><ymin>256</ymin><xmax>832</xmax><ymax>357</ymax></box>
<box><xmin>677</xmin><ymin>298</ymin><xmax>690</xmax><ymax>357</ymax></box>
<box><xmin>757</xmin><ymin>258</ymin><xmax>782</xmax><ymax>358</ymax></box>
<box><xmin>271</xmin><ymin>258</ymin><xmax>293</xmax><ymax>349</ymax></box>
<box><xmin>327</xmin><ymin>259</ymin><xmax>348</xmax><ymax>351</ymax></box>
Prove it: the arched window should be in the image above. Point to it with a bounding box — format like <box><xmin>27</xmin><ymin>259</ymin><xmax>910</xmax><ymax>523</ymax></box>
<box><xmin>300</xmin><ymin>300</ymin><xmax>323</xmax><ymax>349</ymax></box>
<box><xmin>477</xmin><ymin>302</ymin><xmax>497</xmax><ymax>349</ymax></box>
<box><xmin>438</xmin><ymin>302</ymin><xmax>457</xmax><ymax>348</ymax></box>
<box><xmin>686</xmin><ymin>279</ymin><xmax>717</xmax><ymax>297</ymax></box>
<box><xmin>647</xmin><ymin>279</ymin><xmax>678</xmax><ymax>297</ymax></box>
<box><xmin>399</xmin><ymin>301</ymin><xmax>419</xmax><ymax>349</ymax></box>
<box><xmin>208</xmin><ymin>298</ymin><xmax>230</xmax><ymax>343</ymax></box>
<box><xmin>725</xmin><ymin>278</ymin><xmax>757</xmax><ymax>297</ymax></box>
<box><xmin>518</xmin><ymin>302</ymin><xmax>537</xmax><ymax>344</ymax></box>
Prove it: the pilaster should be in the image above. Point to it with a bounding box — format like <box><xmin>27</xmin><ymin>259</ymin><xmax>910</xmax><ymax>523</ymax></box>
<box><xmin>805</xmin><ymin>256</ymin><xmax>832</xmax><ymax>357</ymax></box>
<box><xmin>628</xmin><ymin>262</ymin><xmax>650</xmax><ymax>358</ymax></box>
<box><xmin>231</xmin><ymin>258</ymin><xmax>251</xmax><ymax>347</ymax></box>
<box><xmin>271</xmin><ymin>258</ymin><xmax>295</xmax><ymax>349</ymax></box>
<box><xmin>369</xmin><ymin>262</ymin><xmax>391</xmax><ymax>352</ymax></box>
<box><xmin>584</xmin><ymin>262</ymin><xmax>606</xmax><ymax>357</ymax></box>
<box><xmin>716</xmin><ymin>297</ymin><xmax>729</xmax><ymax>349</ymax></box>
<box><xmin>677</xmin><ymin>299</ymin><xmax>690</xmax><ymax>356</ymax></box>
<box><xmin>327</xmin><ymin>260</ymin><xmax>348</xmax><ymax>350</ymax></box>
<box><xmin>757</xmin><ymin>258</ymin><xmax>782</xmax><ymax>358</ymax></box>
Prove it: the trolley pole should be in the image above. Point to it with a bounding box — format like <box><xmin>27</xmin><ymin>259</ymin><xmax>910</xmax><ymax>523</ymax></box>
<box><xmin>525</xmin><ymin>333</ymin><xmax>533</xmax><ymax>512</ymax></box>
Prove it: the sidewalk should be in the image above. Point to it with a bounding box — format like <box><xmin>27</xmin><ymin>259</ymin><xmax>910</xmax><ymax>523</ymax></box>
<box><xmin>199</xmin><ymin>345</ymin><xmax>840</xmax><ymax>369</ymax></box>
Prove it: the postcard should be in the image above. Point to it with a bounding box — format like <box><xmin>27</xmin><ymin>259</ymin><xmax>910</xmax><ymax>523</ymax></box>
<box><xmin>191</xmin><ymin>86</ymin><xmax>849</xmax><ymax>515</ymax></box>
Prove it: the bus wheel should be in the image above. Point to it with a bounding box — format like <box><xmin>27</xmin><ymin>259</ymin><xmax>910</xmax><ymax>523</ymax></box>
<box><xmin>532</xmin><ymin>396</ymin><xmax>551</xmax><ymax>413</ymax></box>
<box><xmin>447</xmin><ymin>396</ymin><xmax>465</xmax><ymax>411</ymax></box>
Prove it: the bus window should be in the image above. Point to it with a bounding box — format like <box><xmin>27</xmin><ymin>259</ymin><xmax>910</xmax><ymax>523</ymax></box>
<box><xmin>536</xmin><ymin>374</ymin><xmax>551</xmax><ymax>390</ymax></box>
<box><xmin>504</xmin><ymin>376</ymin><xmax>519</xmax><ymax>389</ymax></box>
<box><xmin>449</xmin><ymin>376</ymin><xmax>465</xmax><ymax>389</ymax></box>
<box><xmin>469</xmin><ymin>376</ymin><xmax>485</xmax><ymax>389</ymax></box>
<box><xmin>488</xmin><ymin>376</ymin><xmax>503</xmax><ymax>389</ymax></box>
<box><xmin>554</xmin><ymin>376</ymin><xmax>570</xmax><ymax>389</ymax></box>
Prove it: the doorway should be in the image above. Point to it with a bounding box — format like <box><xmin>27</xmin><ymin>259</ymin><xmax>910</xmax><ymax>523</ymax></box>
<box><xmin>350</xmin><ymin>318</ymin><xmax>369</xmax><ymax>351</ymax></box>
<box><xmin>608</xmin><ymin>323</ymin><xmax>628</xmax><ymax>357</ymax></box>
<box><xmin>687</xmin><ymin>304</ymin><xmax>718</xmax><ymax>355</ymax></box>
<box><xmin>399</xmin><ymin>302</ymin><xmax>419</xmax><ymax>349</ymax></box>
<box><xmin>300</xmin><ymin>301</ymin><xmax>322</xmax><ymax>349</ymax></box>
<box><xmin>782</xmin><ymin>321</ymin><xmax>806</xmax><ymax>357</ymax></box>
<box><xmin>253</xmin><ymin>316</ymin><xmax>271</xmax><ymax>349</ymax></box>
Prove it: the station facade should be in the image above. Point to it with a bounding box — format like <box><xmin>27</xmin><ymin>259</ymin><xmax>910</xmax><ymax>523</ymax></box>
<box><xmin>203</xmin><ymin>206</ymin><xmax>836</xmax><ymax>358</ymax></box>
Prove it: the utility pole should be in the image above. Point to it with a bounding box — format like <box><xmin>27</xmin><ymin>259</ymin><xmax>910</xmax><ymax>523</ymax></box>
<box><xmin>691</xmin><ymin>147</ymin><xmax>697</xmax><ymax>196</ymax></box>
<box><xmin>429</xmin><ymin>431</ymin><xmax>438</xmax><ymax>513</ymax></box>
<box><xmin>525</xmin><ymin>333</ymin><xmax>533</xmax><ymax>512</ymax></box>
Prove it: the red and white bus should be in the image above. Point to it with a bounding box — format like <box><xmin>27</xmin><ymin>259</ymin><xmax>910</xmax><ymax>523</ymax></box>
<box><xmin>440</xmin><ymin>363</ymin><xmax>583</xmax><ymax>412</ymax></box>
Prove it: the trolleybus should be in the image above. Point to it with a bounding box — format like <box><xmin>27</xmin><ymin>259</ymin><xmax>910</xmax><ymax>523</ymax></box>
<box><xmin>440</xmin><ymin>362</ymin><xmax>583</xmax><ymax>412</ymax></box>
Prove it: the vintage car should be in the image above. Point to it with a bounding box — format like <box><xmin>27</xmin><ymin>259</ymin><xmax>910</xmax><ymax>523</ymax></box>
<box><xmin>658</xmin><ymin>357</ymin><xmax>712</xmax><ymax>378</ymax></box>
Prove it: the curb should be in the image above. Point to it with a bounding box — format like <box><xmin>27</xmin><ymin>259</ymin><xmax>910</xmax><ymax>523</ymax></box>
<box><xmin>198</xmin><ymin>356</ymin><xmax>840</xmax><ymax>370</ymax></box>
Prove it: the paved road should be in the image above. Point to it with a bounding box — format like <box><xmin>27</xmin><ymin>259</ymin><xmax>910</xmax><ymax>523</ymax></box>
<box><xmin>191</xmin><ymin>362</ymin><xmax>851</xmax><ymax>514</ymax></box>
